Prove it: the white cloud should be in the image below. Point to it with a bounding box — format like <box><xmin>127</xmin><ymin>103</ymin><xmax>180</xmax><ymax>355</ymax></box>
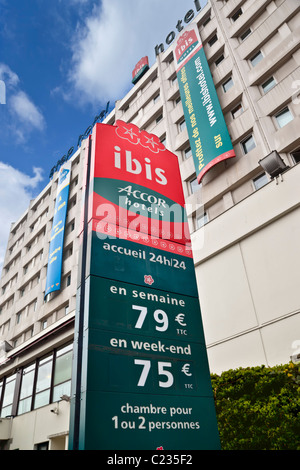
<box><xmin>0</xmin><ymin>63</ymin><xmax>19</xmax><ymax>88</ymax></box>
<box><xmin>0</xmin><ymin>163</ymin><xmax>43</xmax><ymax>274</ymax></box>
<box><xmin>10</xmin><ymin>91</ymin><xmax>45</xmax><ymax>131</ymax></box>
<box><xmin>0</xmin><ymin>62</ymin><xmax>46</xmax><ymax>143</ymax></box>
<box><xmin>67</xmin><ymin>0</ymin><xmax>206</xmax><ymax>105</ymax></box>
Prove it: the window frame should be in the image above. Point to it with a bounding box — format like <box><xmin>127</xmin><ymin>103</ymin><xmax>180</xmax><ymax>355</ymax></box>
<box><xmin>208</xmin><ymin>34</ymin><xmax>218</xmax><ymax>47</ymax></box>
<box><xmin>0</xmin><ymin>374</ymin><xmax>17</xmax><ymax>418</ymax></box>
<box><xmin>189</xmin><ymin>177</ymin><xmax>201</xmax><ymax>195</ymax></box>
<box><xmin>241</xmin><ymin>134</ymin><xmax>256</xmax><ymax>155</ymax></box>
<box><xmin>179</xmin><ymin>119</ymin><xmax>186</xmax><ymax>132</ymax></box>
<box><xmin>250</xmin><ymin>50</ymin><xmax>263</xmax><ymax>67</ymax></box>
<box><xmin>240</xmin><ymin>28</ymin><xmax>252</xmax><ymax>41</ymax></box>
<box><xmin>231</xmin><ymin>7</ymin><xmax>243</xmax><ymax>22</ymax></box>
<box><xmin>291</xmin><ymin>149</ymin><xmax>300</xmax><ymax>164</ymax></box>
<box><xmin>0</xmin><ymin>343</ymin><xmax>74</xmax><ymax>417</ymax></box>
<box><xmin>184</xmin><ymin>147</ymin><xmax>192</xmax><ymax>160</ymax></box>
<box><xmin>253</xmin><ymin>173</ymin><xmax>269</xmax><ymax>190</ymax></box>
<box><xmin>196</xmin><ymin>212</ymin><xmax>208</xmax><ymax>229</ymax></box>
<box><xmin>17</xmin><ymin>363</ymin><xmax>35</xmax><ymax>416</ymax></box>
<box><xmin>274</xmin><ymin>106</ymin><xmax>293</xmax><ymax>129</ymax></box>
<box><xmin>222</xmin><ymin>77</ymin><xmax>234</xmax><ymax>93</ymax></box>
<box><xmin>215</xmin><ymin>54</ymin><xmax>225</xmax><ymax>67</ymax></box>
<box><xmin>231</xmin><ymin>103</ymin><xmax>243</xmax><ymax>119</ymax></box>
<box><xmin>262</xmin><ymin>76</ymin><xmax>276</xmax><ymax>94</ymax></box>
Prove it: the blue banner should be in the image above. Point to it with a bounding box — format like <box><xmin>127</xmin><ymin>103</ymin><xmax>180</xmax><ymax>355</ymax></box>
<box><xmin>44</xmin><ymin>162</ymin><xmax>71</xmax><ymax>298</ymax></box>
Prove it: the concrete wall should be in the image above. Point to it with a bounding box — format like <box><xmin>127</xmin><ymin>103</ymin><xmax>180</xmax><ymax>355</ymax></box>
<box><xmin>8</xmin><ymin>401</ymin><xmax>70</xmax><ymax>450</ymax></box>
<box><xmin>192</xmin><ymin>163</ymin><xmax>300</xmax><ymax>373</ymax></box>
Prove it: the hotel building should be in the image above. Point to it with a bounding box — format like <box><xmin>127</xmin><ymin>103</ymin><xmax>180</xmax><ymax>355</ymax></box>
<box><xmin>0</xmin><ymin>0</ymin><xmax>299</xmax><ymax>450</ymax></box>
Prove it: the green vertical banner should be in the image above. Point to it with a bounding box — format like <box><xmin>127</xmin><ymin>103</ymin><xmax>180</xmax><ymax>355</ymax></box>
<box><xmin>69</xmin><ymin>121</ymin><xmax>220</xmax><ymax>450</ymax></box>
<box><xmin>174</xmin><ymin>23</ymin><xmax>235</xmax><ymax>183</ymax></box>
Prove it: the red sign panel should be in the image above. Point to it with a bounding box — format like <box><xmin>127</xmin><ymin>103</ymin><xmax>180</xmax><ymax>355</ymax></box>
<box><xmin>132</xmin><ymin>56</ymin><xmax>149</xmax><ymax>83</ymax></box>
<box><xmin>88</xmin><ymin>121</ymin><xmax>190</xmax><ymax>245</ymax></box>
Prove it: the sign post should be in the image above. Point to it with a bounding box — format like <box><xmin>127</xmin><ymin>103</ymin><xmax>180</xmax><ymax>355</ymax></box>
<box><xmin>69</xmin><ymin>121</ymin><xmax>220</xmax><ymax>450</ymax></box>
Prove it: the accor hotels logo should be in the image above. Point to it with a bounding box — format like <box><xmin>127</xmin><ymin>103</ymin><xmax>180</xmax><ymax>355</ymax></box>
<box><xmin>155</xmin><ymin>0</ymin><xmax>201</xmax><ymax>56</ymax></box>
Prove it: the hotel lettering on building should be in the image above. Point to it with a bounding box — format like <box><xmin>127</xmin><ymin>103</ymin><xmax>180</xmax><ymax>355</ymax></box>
<box><xmin>0</xmin><ymin>0</ymin><xmax>300</xmax><ymax>450</ymax></box>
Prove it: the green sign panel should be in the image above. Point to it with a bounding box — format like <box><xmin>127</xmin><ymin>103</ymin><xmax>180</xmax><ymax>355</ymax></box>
<box><xmin>84</xmin><ymin>276</ymin><xmax>205</xmax><ymax>344</ymax></box>
<box><xmin>174</xmin><ymin>24</ymin><xmax>235</xmax><ymax>183</ymax></box>
<box><xmin>69</xmin><ymin>122</ymin><xmax>220</xmax><ymax>450</ymax></box>
<box><xmin>84</xmin><ymin>221</ymin><xmax>198</xmax><ymax>298</ymax></box>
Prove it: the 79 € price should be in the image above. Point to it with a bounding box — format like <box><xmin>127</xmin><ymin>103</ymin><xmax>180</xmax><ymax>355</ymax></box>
<box><xmin>133</xmin><ymin>304</ymin><xmax>188</xmax><ymax>336</ymax></box>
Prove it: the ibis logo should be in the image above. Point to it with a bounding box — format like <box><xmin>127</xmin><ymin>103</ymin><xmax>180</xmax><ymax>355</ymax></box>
<box><xmin>175</xmin><ymin>29</ymin><xmax>199</xmax><ymax>65</ymax></box>
<box><xmin>114</xmin><ymin>120</ymin><xmax>167</xmax><ymax>186</ymax></box>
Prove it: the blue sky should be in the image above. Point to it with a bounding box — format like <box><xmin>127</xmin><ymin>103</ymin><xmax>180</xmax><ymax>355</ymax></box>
<box><xmin>0</xmin><ymin>0</ymin><xmax>207</xmax><ymax>269</ymax></box>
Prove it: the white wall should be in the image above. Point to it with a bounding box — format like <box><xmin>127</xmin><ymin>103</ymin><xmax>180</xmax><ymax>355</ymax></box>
<box><xmin>9</xmin><ymin>401</ymin><xmax>70</xmax><ymax>450</ymax></box>
<box><xmin>193</xmin><ymin>164</ymin><xmax>300</xmax><ymax>374</ymax></box>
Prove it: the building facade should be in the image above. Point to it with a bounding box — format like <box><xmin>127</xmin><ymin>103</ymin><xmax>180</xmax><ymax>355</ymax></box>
<box><xmin>0</xmin><ymin>0</ymin><xmax>299</xmax><ymax>450</ymax></box>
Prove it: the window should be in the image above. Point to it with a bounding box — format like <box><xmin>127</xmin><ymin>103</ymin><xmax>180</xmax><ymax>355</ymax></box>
<box><xmin>18</xmin><ymin>364</ymin><xmax>35</xmax><ymax>415</ymax></box>
<box><xmin>0</xmin><ymin>344</ymin><xmax>73</xmax><ymax>417</ymax></box>
<box><xmin>291</xmin><ymin>149</ymin><xmax>300</xmax><ymax>164</ymax></box>
<box><xmin>231</xmin><ymin>7</ymin><xmax>242</xmax><ymax>22</ymax></box>
<box><xmin>184</xmin><ymin>147</ymin><xmax>192</xmax><ymax>159</ymax></box>
<box><xmin>215</xmin><ymin>54</ymin><xmax>224</xmax><ymax>66</ymax></box>
<box><xmin>222</xmin><ymin>77</ymin><xmax>234</xmax><ymax>92</ymax></box>
<box><xmin>275</xmin><ymin>107</ymin><xmax>293</xmax><ymax>128</ymax></box>
<box><xmin>241</xmin><ymin>134</ymin><xmax>256</xmax><ymax>154</ymax></box>
<box><xmin>262</xmin><ymin>76</ymin><xmax>276</xmax><ymax>94</ymax></box>
<box><xmin>1</xmin><ymin>374</ymin><xmax>16</xmax><ymax>417</ymax></box>
<box><xmin>153</xmin><ymin>94</ymin><xmax>160</xmax><ymax>104</ymax></box>
<box><xmin>222</xmin><ymin>77</ymin><xmax>233</xmax><ymax>93</ymax></box>
<box><xmin>171</xmin><ymin>76</ymin><xmax>177</xmax><ymax>86</ymax></box>
<box><xmin>35</xmin><ymin>442</ymin><xmax>49</xmax><ymax>451</ymax></box>
<box><xmin>179</xmin><ymin>120</ymin><xmax>186</xmax><ymax>132</ymax></box>
<box><xmin>34</xmin><ymin>355</ymin><xmax>53</xmax><ymax>409</ymax></box>
<box><xmin>240</xmin><ymin>28</ymin><xmax>251</xmax><ymax>41</ymax></box>
<box><xmin>231</xmin><ymin>103</ymin><xmax>243</xmax><ymax>119</ymax></box>
<box><xmin>203</xmin><ymin>17</ymin><xmax>211</xmax><ymax>27</ymax></box>
<box><xmin>189</xmin><ymin>177</ymin><xmax>201</xmax><ymax>194</ymax></box>
<box><xmin>52</xmin><ymin>344</ymin><xmax>72</xmax><ymax>402</ymax></box>
<box><xmin>208</xmin><ymin>34</ymin><xmax>218</xmax><ymax>47</ymax></box>
<box><xmin>196</xmin><ymin>212</ymin><xmax>208</xmax><ymax>229</ymax></box>
<box><xmin>156</xmin><ymin>114</ymin><xmax>163</xmax><ymax>124</ymax></box>
<box><xmin>253</xmin><ymin>173</ymin><xmax>268</xmax><ymax>190</ymax></box>
<box><xmin>250</xmin><ymin>51</ymin><xmax>263</xmax><ymax>67</ymax></box>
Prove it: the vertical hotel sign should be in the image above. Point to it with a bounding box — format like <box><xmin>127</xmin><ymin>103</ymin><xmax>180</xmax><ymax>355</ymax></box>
<box><xmin>69</xmin><ymin>121</ymin><xmax>220</xmax><ymax>450</ymax></box>
<box><xmin>44</xmin><ymin>162</ymin><xmax>71</xmax><ymax>297</ymax></box>
<box><xmin>174</xmin><ymin>23</ymin><xmax>235</xmax><ymax>183</ymax></box>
